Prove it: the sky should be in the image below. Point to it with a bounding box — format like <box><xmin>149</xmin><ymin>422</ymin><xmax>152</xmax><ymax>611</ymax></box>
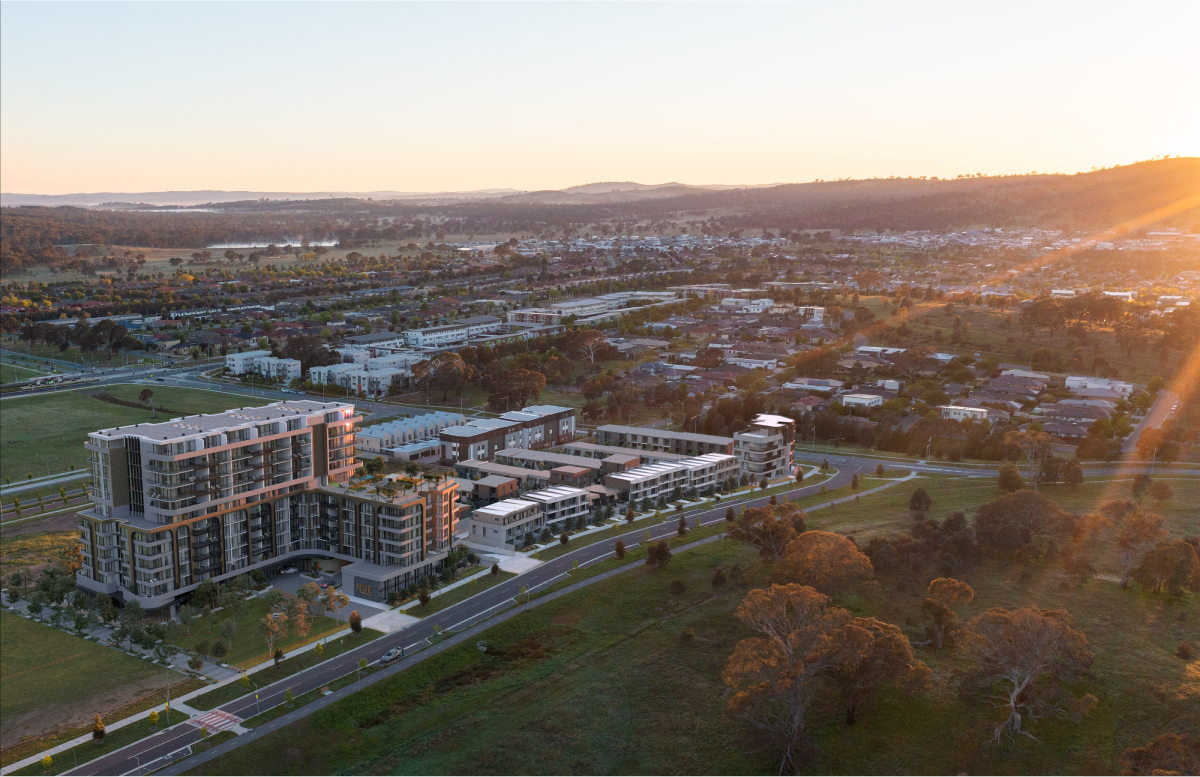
<box><xmin>2</xmin><ymin>2</ymin><xmax>1198</xmax><ymax>195</ymax></box>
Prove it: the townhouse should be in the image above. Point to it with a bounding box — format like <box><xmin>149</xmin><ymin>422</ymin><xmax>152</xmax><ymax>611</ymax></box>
<box><xmin>438</xmin><ymin>406</ymin><xmax>576</xmax><ymax>463</ymax></box>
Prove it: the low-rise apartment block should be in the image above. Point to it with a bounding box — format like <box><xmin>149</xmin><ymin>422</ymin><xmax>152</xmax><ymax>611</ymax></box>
<box><xmin>439</xmin><ymin>406</ymin><xmax>576</xmax><ymax>463</ymax></box>
<box><xmin>733</xmin><ymin>414</ymin><xmax>796</xmax><ymax>480</ymax></box>
<box><xmin>593</xmin><ymin>425</ymin><xmax>734</xmax><ymax>457</ymax></box>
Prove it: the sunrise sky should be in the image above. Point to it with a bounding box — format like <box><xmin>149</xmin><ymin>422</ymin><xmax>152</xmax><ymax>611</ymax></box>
<box><xmin>2</xmin><ymin>1</ymin><xmax>1197</xmax><ymax>195</ymax></box>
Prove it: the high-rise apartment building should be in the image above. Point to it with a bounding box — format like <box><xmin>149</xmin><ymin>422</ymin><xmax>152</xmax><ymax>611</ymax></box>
<box><xmin>77</xmin><ymin>400</ymin><xmax>461</xmax><ymax>610</ymax></box>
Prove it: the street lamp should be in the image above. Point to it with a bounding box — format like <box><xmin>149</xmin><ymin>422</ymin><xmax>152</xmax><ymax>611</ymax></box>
<box><xmin>34</xmin><ymin>454</ymin><xmax>56</xmax><ymax>477</ymax></box>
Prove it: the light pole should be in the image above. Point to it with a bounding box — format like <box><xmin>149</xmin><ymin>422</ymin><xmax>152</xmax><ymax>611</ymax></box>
<box><xmin>35</xmin><ymin>454</ymin><xmax>56</xmax><ymax>477</ymax></box>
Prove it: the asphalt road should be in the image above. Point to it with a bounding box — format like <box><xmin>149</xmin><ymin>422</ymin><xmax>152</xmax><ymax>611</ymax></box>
<box><xmin>67</xmin><ymin>464</ymin><xmax>873</xmax><ymax>776</ymax></box>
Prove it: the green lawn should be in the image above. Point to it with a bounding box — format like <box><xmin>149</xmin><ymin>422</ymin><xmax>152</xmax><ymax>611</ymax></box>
<box><xmin>171</xmin><ymin>597</ymin><xmax>354</xmax><ymax>670</ymax></box>
<box><xmin>0</xmin><ymin>363</ymin><xmax>48</xmax><ymax>385</ymax></box>
<box><xmin>0</xmin><ymin>610</ymin><xmax>182</xmax><ymax>750</ymax></box>
<box><xmin>0</xmin><ymin>387</ymin><xmax>269</xmax><ymax>482</ymax></box>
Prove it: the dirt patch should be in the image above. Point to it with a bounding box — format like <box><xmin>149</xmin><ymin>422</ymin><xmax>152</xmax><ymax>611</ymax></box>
<box><xmin>1</xmin><ymin>511</ymin><xmax>85</xmax><ymax>539</ymax></box>
<box><xmin>0</xmin><ymin>671</ymin><xmax>179</xmax><ymax>750</ymax></box>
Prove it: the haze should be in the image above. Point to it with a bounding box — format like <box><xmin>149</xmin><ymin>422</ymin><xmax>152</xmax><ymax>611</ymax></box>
<box><xmin>2</xmin><ymin>1</ymin><xmax>1198</xmax><ymax>195</ymax></box>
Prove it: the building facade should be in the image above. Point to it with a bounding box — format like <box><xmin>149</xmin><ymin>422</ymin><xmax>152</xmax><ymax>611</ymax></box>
<box><xmin>733</xmin><ymin>414</ymin><xmax>796</xmax><ymax>480</ymax></box>
<box><xmin>76</xmin><ymin>401</ymin><xmax>461</xmax><ymax>610</ymax></box>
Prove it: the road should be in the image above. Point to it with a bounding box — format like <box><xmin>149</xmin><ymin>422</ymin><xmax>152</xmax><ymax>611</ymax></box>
<box><xmin>67</xmin><ymin>463</ymin><xmax>877</xmax><ymax>776</ymax></box>
<box><xmin>1122</xmin><ymin>389</ymin><xmax>1180</xmax><ymax>454</ymax></box>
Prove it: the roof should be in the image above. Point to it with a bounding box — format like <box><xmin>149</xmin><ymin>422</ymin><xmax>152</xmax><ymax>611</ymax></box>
<box><xmin>90</xmin><ymin>400</ymin><xmax>355</xmax><ymax>442</ymax></box>
<box><xmin>474</xmin><ymin>498</ymin><xmax>539</xmax><ymax>520</ymax></box>
<box><xmin>595</xmin><ymin>424</ymin><xmax>733</xmax><ymax>446</ymax></box>
<box><xmin>474</xmin><ymin>475</ymin><xmax>518</xmax><ymax>488</ymax></box>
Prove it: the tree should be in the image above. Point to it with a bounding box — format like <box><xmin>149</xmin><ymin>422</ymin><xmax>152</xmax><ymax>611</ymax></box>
<box><xmin>322</xmin><ymin>588</ymin><xmax>350</xmax><ymax>623</ymax></box>
<box><xmin>712</xmin><ymin>568</ymin><xmax>727</xmax><ymax>588</ymax></box>
<box><xmin>1003</xmin><ymin>431</ymin><xmax>1056</xmax><ymax>491</ymax></box>
<box><xmin>211</xmin><ymin>640</ymin><xmax>228</xmax><ymax>659</ymax></box>
<box><xmin>722</xmin><ymin>584</ymin><xmax>857</xmax><ymax>773</ymax></box>
<box><xmin>774</xmin><ymin>531</ymin><xmax>874</xmax><ymax>596</ymax></box>
<box><xmin>1119</xmin><ymin>733</ymin><xmax>1199</xmax><ymax>775</ymax></box>
<box><xmin>826</xmin><ymin>616</ymin><xmax>931</xmax><ymax>725</ymax></box>
<box><xmin>615</xmin><ymin>539</ymin><xmax>626</xmax><ymax>559</ymax></box>
<box><xmin>974</xmin><ymin>490</ymin><xmax>1074</xmax><ymax>560</ymax></box>
<box><xmin>646</xmin><ymin>540</ymin><xmax>671</xmax><ymax>569</ymax></box>
<box><xmin>998</xmin><ymin>460</ymin><xmax>1027</xmax><ymax>491</ymax></box>
<box><xmin>850</xmin><ymin>473</ymin><xmax>860</xmax><ymax>490</ymax></box>
<box><xmin>1115</xmin><ymin>512</ymin><xmax>1169</xmax><ymax>587</ymax></box>
<box><xmin>909</xmin><ymin>488</ymin><xmax>932</xmax><ymax>513</ymax></box>
<box><xmin>725</xmin><ymin>507</ymin><xmax>735</xmax><ymax>523</ymax></box>
<box><xmin>92</xmin><ymin>714</ymin><xmax>106</xmax><ymax>740</ymax></box>
<box><xmin>1150</xmin><ymin>480</ymin><xmax>1173</xmax><ymax>506</ymax></box>
<box><xmin>418</xmin><ymin>586</ymin><xmax>431</xmax><ymax>606</ymax></box>
<box><xmin>259</xmin><ymin>614</ymin><xmax>288</xmax><ymax>659</ymax></box>
<box><xmin>572</xmin><ymin>329</ymin><xmax>608</xmax><ymax>368</ymax></box>
<box><xmin>1131</xmin><ymin>474</ymin><xmax>1152</xmax><ymax>502</ymax></box>
<box><xmin>963</xmin><ymin>607</ymin><xmax>1094</xmax><ymax>744</ymax></box>
<box><xmin>1062</xmin><ymin>459</ymin><xmax>1083</xmax><ymax>489</ymax></box>
<box><xmin>1132</xmin><ymin>540</ymin><xmax>1200</xmax><ymax>594</ymax></box>
<box><xmin>138</xmin><ymin>388</ymin><xmax>156</xmax><ymax>419</ymax></box>
<box><xmin>923</xmin><ymin>577</ymin><xmax>975</xmax><ymax>650</ymax></box>
<box><xmin>188</xmin><ymin>654</ymin><xmax>205</xmax><ymax>672</ymax></box>
<box><xmin>291</xmin><ymin>602</ymin><xmax>312</xmax><ymax>641</ymax></box>
<box><xmin>219</xmin><ymin>618</ymin><xmax>237</xmax><ymax>648</ymax></box>
<box><xmin>349</xmin><ymin>610</ymin><xmax>362</xmax><ymax>634</ymax></box>
<box><xmin>728</xmin><ymin>505</ymin><xmax>801</xmax><ymax>561</ymax></box>
<box><xmin>795</xmin><ymin>469</ymin><xmax>805</xmax><ymax>484</ymax></box>
<box><xmin>560</xmin><ymin>532</ymin><xmax>569</xmax><ymax>546</ymax></box>
<box><xmin>677</xmin><ymin>513</ymin><xmax>687</xmax><ymax>537</ymax></box>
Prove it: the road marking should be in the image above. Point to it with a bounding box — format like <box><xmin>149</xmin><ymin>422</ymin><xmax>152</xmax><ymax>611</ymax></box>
<box><xmin>185</xmin><ymin>709</ymin><xmax>242</xmax><ymax>733</ymax></box>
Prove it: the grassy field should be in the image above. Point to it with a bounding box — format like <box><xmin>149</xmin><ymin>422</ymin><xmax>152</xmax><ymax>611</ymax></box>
<box><xmin>169</xmin><ymin>597</ymin><xmax>354</xmax><ymax>670</ymax></box>
<box><xmin>0</xmin><ymin>386</ymin><xmax>269</xmax><ymax>482</ymax></box>
<box><xmin>0</xmin><ymin>529</ymin><xmax>81</xmax><ymax>579</ymax></box>
<box><xmin>0</xmin><ymin>363</ymin><xmax>48</xmax><ymax>385</ymax></box>
<box><xmin>0</xmin><ymin>610</ymin><xmax>183</xmax><ymax>750</ymax></box>
<box><xmin>9</xmin><ymin>709</ymin><xmax>191</xmax><ymax>776</ymax></box>
<box><xmin>189</xmin><ymin>471</ymin><xmax>1199</xmax><ymax>776</ymax></box>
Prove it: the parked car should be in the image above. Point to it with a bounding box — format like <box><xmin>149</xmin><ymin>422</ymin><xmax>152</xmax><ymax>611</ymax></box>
<box><xmin>278</xmin><ymin>566</ymin><xmax>298</xmax><ymax>574</ymax></box>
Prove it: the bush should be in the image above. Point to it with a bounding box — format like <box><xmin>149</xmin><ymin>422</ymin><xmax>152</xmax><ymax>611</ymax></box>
<box><xmin>560</xmin><ymin>532</ymin><xmax>570</xmax><ymax>546</ymax></box>
<box><xmin>725</xmin><ymin>507</ymin><xmax>735</xmax><ymax>522</ymax></box>
<box><xmin>679</xmin><ymin>628</ymin><xmax>695</xmax><ymax>644</ymax></box>
<box><xmin>210</xmin><ymin>640</ymin><xmax>228</xmax><ymax>659</ymax></box>
<box><xmin>669</xmin><ymin>579</ymin><xmax>687</xmax><ymax>597</ymax></box>
<box><xmin>348</xmin><ymin>610</ymin><xmax>362</xmax><ymax>634</ymax></box>
<box><xmin>92</xmin><ymin>714</ymin><xmax>105</xmax><ymax>740</ymax></box>
<box><xmin>418</xmin><ymin>586</ymin><xmax>431</xmax><ymax>606</ymax></box>
<box><xmin>876</xmin><ymin>463</ymin><xmax>885</xmax><ymax>477</ymax></box>
<box><xmin>711</xmin><ymin>568</ymin><xmax>727</xmax><ymax>588</ymax></box>
<box><xmin>615</xmin><ymin>540</ymin><xmax>626</xmax><ymax>559</ymax></box>
<box><xmin>1176</xmin><ymin>642</ymin><xmax>1195</xmax><ymax>660</ymax></box>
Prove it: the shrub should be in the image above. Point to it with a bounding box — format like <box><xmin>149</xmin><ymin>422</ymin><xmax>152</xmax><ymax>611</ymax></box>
<box><xmin>725</xmin><ymin>507</ymin><xmax>735</xmax><ymax>522</ymax></box>
<box><xmin>712</xmin><ymin>568</ymin><xmax>727</xmax><ymax>588</ymax></box>
<box><xmin>669</xmin><ymin>579</ymin><xmax>687</xmax><ymax>597</ymax></box>
<box><xmin>560</xmin><ymin>532</ymin><xmax>570</xmax><ymax>546</ymax></box>
<box><xmin>210</xmin><ymin>640</ymin><xmax>228</xmax><ymax>659</ymax></box>
<box><xmin>615</xmin><ymin>540</ymin><xmax>626</xmax><ymax>559</ymax></box>
<box><xmin>418</xmin><ymin>586</ymin><xmax>431</xmax><ymax>606</ymax></box>
<box><xmin>679</xmin><ymin>628</ymin><xmax>695</xmax><ymax>644</ymax></box>
<box><xmin>1176</xmin><ymin>642</ymin><xmax>1195</xmax><ymax>660</ymax></box>
<box><xmin>349</xmin><ymin>610</ymin><xmax>362</xmax><ymax>634</ymax></box>
<box><xmin>92</xmin><ymin>714</ymin><xmax>106</xmax><ymax>740</ymax></box>
<box><xmin>491</xmin><ymin>563</ymin><xmax>500</xmax><ymax>575</ymax></box>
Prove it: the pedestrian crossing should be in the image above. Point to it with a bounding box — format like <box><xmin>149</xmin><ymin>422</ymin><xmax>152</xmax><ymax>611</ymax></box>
<box><xmin>185</xmin><ymin>709</ymin><xmax>242</xmax><ymax>733</ymax></box>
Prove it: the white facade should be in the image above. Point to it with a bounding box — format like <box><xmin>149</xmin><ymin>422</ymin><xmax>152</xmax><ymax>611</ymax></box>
<box><xmin>468</xmin><ymin>497</ymin><xmax>543</xmax><ymax>549</ymax></box>
<box><xmin>253</xmin><ymin>355</ymin><xmax>302</xmax><ymax>382</ymax></box>
<box><xmin>224</xmin><ymin>349</ymin><xmax>271</xmax><ymax>375</ymax></box>
<box><xmin>939</xmin><ymin>405</ymin><xmax>990</xmax><ymax>422</ymax></box>
<box><xmin>841</xmin><ymin>393</ymin><xmax>885</xmax><ymax>409</ymax></box>
<box><xmin>403</xmin><ymin>316</ymin><xmax>501</xmax><ymax>348</ymax></box>
<box><xmin>523</xmin><ymin>486</ymin><xmax>591</xmax><ymax>529</ymax></box>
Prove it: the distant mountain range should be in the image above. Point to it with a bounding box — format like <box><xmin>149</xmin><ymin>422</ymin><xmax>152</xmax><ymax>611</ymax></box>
<box><xmin>0</xmin><ymin>181</ymin><xmax>783</xmax><ymax>208</ymax></box>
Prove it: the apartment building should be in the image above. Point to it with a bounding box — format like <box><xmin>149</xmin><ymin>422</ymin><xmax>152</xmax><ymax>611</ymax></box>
<box><xmin>492</xmin><ymin>448</ymin><xmax>603</xmax><ymax>481</ymax></box>
<box><xmin>523</xmin><ymin>486</ymin><xmax>591</xmax><ymax>531</ymax></box>
<box><xmin>76</xmin><ymin>400</ymin><xmax>461</xmax><ymax>610</ymax></box>
<box><xmin>733</xmin><ymin>414</ymin><xmax>796</xmax><ymax>480</ymax></box>
<box><xmin>224</xmin><ymin>349</ymin><xmax>271</xmax><ymax>374</ymax></box>
<box><xmin>253</xmin><ymin>356</ymin><xmax>302</xmax><ymax>383</ymax></box>
<box><xmin>438</xmin><ymin>406</ymin><xmax>576</xmax><ymax>463</ymax></box>
<box><xmin>593</xmin><ymin>425</ymin><xmax>734</xmax><ymax>457</ymax></box>
<box><xmin>468</xmin><ymin>497</ymin><xmax>543</xmax><ymax>550</ymax></box>
<box><xmin>403</xmin><ymin>315</ymin><xmax>502</xmax><ymax>347</ymax></box>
